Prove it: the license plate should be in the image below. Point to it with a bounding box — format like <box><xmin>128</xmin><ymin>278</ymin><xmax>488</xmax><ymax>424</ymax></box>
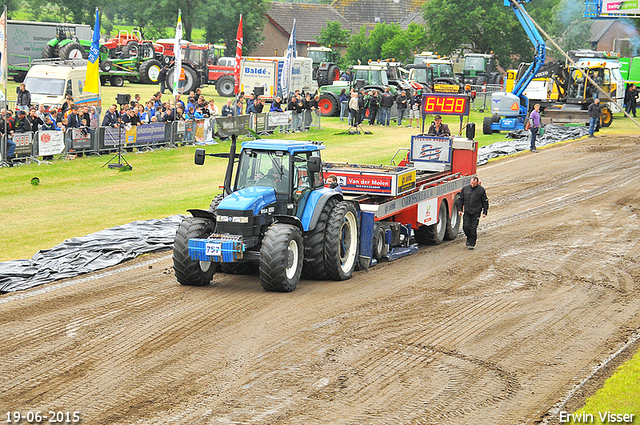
<box><xmin>205</xmin><ymin>242</ymin><xmax>222</xmax><ymax>257</ymax></box>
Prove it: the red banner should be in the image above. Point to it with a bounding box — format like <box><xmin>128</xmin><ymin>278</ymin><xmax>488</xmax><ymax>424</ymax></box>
<box><xmin>234</xmin><ymin>14</ymin><xmax>243</xmax><ymax>95</ymax></box>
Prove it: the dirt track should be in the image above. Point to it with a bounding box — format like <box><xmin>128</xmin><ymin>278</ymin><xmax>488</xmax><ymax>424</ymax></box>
<box><xmin>2</xmin><ymin>134</ymin><xmax>640</xmax><ymax>424</ymax></box>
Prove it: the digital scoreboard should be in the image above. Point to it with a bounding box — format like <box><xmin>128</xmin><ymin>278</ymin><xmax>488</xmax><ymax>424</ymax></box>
<box><xmin>421</xmin><ymin>93</ymin><xmax>470</xmax><ymax>116</ymax></box>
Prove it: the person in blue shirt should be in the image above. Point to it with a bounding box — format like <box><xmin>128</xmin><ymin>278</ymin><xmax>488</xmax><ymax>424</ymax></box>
<box><xmin>41</xmin><ymin>114</ymin><xmax>60</xmax><ymax>131</ymax></box>
<box><xmin>270</xmin><ymin>96</ymin><xmax>283</xmax><ymax>112</ymax></box>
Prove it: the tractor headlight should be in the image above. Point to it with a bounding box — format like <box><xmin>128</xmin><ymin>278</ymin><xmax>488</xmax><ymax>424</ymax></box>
<box><xmin>232</xmin><ymin>216</ymin><xmax>249</xmax><ymax>223</ymax></box>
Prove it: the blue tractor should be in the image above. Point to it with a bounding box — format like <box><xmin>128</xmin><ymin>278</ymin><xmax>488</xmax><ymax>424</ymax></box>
<box><xmin>172</xmin><ymin>136</ymin><xmax>368</xmax><ymax>292</ymax></box>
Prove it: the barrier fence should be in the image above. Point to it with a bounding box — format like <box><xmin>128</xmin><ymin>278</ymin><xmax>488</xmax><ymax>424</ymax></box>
<box><xmin>0</xmin><ymin>110</ymin><xmax>325</xmax><ymax>164</ymax></box>
<box><xmin>468</xmin><ymin>84</ymin><xmax>505</xmax><ymax>112</ymax></box>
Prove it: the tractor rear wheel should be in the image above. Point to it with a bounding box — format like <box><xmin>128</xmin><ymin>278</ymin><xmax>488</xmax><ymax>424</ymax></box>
<box><xmin>324</xmin><ymin>201</ymin><xmax>359</xmax><ymax>281</ymax></box>
<box><xmin>138</xmin><ymin>59</ymin><xmax>162</xmax><ymax>84</ymax></box>
<box><xmin>59</xmin><ymin>42</ymin><xmax>87</xmax><ymax>60</ymax></box>
<box><xmin>167</xmin><ymin>65</ymin><xmax>199</xmax><ymax>94</ymax></box>
<box><xmin>318</xmin><ymin>64</ymin><xmax>340</xmax><ymax>86</ymax></box>
<box><xmin>41</xmin><ymin>43</ymin><xmax>56</xmax><ymax>59</ymax></box>
<box><xmin>173</xmin><ymin>217</ymin><xmax>217</xmax><ymax>286</ymax></box>
<box><xmin>318</xmin><ymin>94</ymin><xmax>338</xmax><ymax>116</ymax></box>
<box><xmin>302</xmin><ymin>197</ymin><xmax>338</xmax><ymax>280</ymax></box>
<box><xmin>216</xmin><ymin>75</ymin><xmax>235</xmax><ymax>97</ymax></box>
<box><xmin>415</xmin><ymin>200</ymin><xmax>447</xmax><ymax>245</ymax></box>
<box><xmin>122</xmin><ymin>40</ymin><xmax>138</xmax><ymax>58</ymax></box>
<box><xmin>100</xmin><ymin>60</ymin><xmax>112</xmax><ymax>72</ymax></box>
<box><xmin>259</xmin><ymin>224</ymin><xmax>304</xmax><ymax>292</ymax></box>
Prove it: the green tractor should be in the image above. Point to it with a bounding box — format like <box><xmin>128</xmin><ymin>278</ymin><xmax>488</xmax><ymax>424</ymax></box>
<box><xmin>99</xmin><ymin>42</ymin><xmax>162</xmax><ymax>87</ymax></box>
<box><xmin>41</xmin><ymin>25</ymin><xmax>91</xmax><ymax>60</ymax></box>
<box><xmin>306</xmin><ymin>46</ymin><xmax>341</xmax><ymax>86</ymax></box>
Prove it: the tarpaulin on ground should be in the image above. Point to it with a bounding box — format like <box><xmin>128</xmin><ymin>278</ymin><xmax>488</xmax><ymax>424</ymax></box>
<box><xmin>477</xmin><ymin>124</ymin><xmax>589</xmax><ymax>166</ymax></box>
<box><xmin>0</xmin><ymin>215</ymin><xmax>184</xmax><ymax>293</ymax></box>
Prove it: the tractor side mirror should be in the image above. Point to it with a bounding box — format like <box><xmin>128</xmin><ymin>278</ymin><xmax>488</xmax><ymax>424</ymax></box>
<box><xmin>307</xmin><ymin>156</ymin><xmax>321</xmax><ymax>173</ymax></box>
<box><xmin>195</xmin><ymin>148</ymin><xmax>206</xmax><ymax>165</ymax></box>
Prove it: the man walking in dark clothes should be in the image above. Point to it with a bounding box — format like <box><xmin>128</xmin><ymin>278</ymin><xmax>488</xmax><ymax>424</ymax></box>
<box><xmin>457</xmin><ymin>176</ymin><xmax>489</xmax><ymax>249</ymax></box>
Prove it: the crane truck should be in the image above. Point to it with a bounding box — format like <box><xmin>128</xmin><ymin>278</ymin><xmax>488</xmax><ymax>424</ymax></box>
<box><xmin>483</xmin><ymin>0</ymin><xmax>545</xmax><ymax>134</ymax></box>
<box><xmin>173</xmin><ymin>92</ymin><xmax>479</xmax><ymax>292</ymax></box>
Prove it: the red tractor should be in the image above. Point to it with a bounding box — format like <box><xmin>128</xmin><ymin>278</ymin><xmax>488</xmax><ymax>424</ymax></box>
<box><xmin>157</xmin><ymin>40</ymin><xmax>236</xmax><ymax>97</ymax></box>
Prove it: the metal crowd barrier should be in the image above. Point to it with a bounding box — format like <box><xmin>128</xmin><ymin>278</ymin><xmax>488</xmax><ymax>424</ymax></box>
<box><xmin>468</xmin><ymin>84</ymin><xmax>505</xmax><ymax>112</ymax></box>
<box><xmin>1</xmin><ymin>110</ymin><xmax>331</xmax><ymax>165</ymax></box>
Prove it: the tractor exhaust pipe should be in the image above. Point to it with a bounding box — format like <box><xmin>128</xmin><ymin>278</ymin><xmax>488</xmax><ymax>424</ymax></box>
<box><xmin>223</xmin><ymin>134</ymin><xmax>237</xmax><ymax>196</ymax></box>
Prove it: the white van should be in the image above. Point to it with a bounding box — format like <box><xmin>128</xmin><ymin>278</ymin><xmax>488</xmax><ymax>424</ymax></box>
<box><xmin>24</xmin><ymin>61</ymin><xmax>101</xmax><ymax>112</ymax></box>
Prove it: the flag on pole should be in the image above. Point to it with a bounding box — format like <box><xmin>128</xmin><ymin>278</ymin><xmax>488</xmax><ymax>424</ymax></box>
<box><xmin>281</xmin><ymin>19</ymin><xmax>296</xmax><ymax>100</ymax></box>
<box><xmin>172</xmin><ymin>10</ymin><xmax>183</xmax><ymax>96</ymax></box>
<box><xmin>0</xmin><ymin>7</ymin><xmax>8</xmax><ymax>90</ymax></box>
<box><xmin>85</xmin><ymin>9</ymin><xmax>100</xmax><ymax>94</ymax></box>
<box><xmin>234</xmin><ymin>15</ymin><xmax>243</xmax><ymax>95</ymax></box>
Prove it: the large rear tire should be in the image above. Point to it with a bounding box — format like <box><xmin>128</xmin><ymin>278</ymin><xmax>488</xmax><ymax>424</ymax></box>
<box><xmin>318</xmin><ymin>93</ymin><xmax>339</xmax><ymax>116</ymax></box>
<box><xmin>173</xmin><ymin>217</ymin><xmax>217</xmax><ymax>286</ymax></box>
<box><xmin>324</xmin><ymin>201</ymin><xmax>359</xmax><ymax>281</ymax></box>
<box><xmin>302</xmin><ymin>197</ymin><xmax>338</xmax><ymax>279</ymax></box>
<box><xmin>318</xmin><ymin>64</ymin><xmax>340</xmax><ymax>86</ymax></box>
<box><xmin>167</xmin><ymin>65</ymin><xmax>199</xmax><ymax>94</ymax></box>
<box><xmin>122</xmin><ymin>40</ymin><xmax>138</xmax><ymax>58</ymax></box>
<box><xmin>444</xmin><ymin>195</ymin><xmax>461</xmax><ymax>241</ymax></box>
<box><xmin>415</xmin><ymin>199</ymin><xmax>447</xmax><ymax>245</ymax></box>
<box><xmin>259</xmin><ymin>224</ymin><xmax>304</xmax><ymax>292</ymax></box>
<box><xmin>138</xmin><ymin>59</ymin><xmax>162</xmax><ymax>84</ymax></box>
<box><xmin>41</xmin><ymin>43</ymin><xmax>57</xmax><ymax>59</ymax></box>
<box><xmin>216</xmin><ymin>75</ymin><xmax>235</xmax><ymax>97</ymax></box>
<box><xmin>59</xmin><ymin>42</ymin><xmax>88</xmax><ymax>60</ymax></box>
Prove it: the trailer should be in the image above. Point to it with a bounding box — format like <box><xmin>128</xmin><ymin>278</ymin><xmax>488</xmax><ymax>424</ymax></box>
<box><xmin>173</xmin><ymin>92</ymin><xmax>477</xmax><ymax>292</ymax></box>
<box><xmin>239</xmin><ymin>56</ymin><xmax>317</xmax><ymax>100</ymax></box>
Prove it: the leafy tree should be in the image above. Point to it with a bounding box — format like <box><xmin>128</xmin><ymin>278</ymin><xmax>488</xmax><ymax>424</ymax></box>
<box><xmin>422</xmin><ymin>0</ymin><xmax>555</xmax><ymax>68</ymax></box>
<box><xmin>316</xmin><ymin>21</ymin><xmax>351</xmax><ymax>47</ymax></box>
<box><xmin>344</xmin><ymin>26</ymin><xmax>371</xmax><ymax>64</ymax></box>
<box><xmin>203</xmin><ymin>0</ymin><xmax>268</xmax><ymax>55</ymax></box>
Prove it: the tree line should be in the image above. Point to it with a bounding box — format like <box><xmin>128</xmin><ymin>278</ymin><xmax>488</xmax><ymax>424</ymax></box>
<box><xmin>0</xmin><ymin>0</ymin><xmax>637</xmax><ymax>68</ymax></box>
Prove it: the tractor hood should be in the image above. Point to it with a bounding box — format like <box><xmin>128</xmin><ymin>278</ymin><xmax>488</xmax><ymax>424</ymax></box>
<box><xmin>217</xmin><ymin>186</ymin><xmax>277</xmax><ymax>215</ymax></box>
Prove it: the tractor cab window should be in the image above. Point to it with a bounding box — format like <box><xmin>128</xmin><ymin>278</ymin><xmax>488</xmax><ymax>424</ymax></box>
<box><xmin>187</xmin><ymin>48</ymin><xmax>205</xmax><ymax>67</ymax></box>
<box><xmin>464</xmin><ymin>57</ymin><xmax>486</xmax><ymax>72</ymax></box>
<box><xmin>435</xmin><ymin>64</ymin><xmax>455</xmax><ymax>79</ymax></box>
<box><xmin>236</xmin><ymin>150</ymin><xmax>290</xmax><ymax>195</ymax></box>
<box><xmin>308</xmin><ymin>50</ymin><xmax>329</xmax><ymax>64</ymax></box>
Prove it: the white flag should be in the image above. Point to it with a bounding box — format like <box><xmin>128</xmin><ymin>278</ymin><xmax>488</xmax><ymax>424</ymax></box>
<box><xmin>281</xmin><ymin>19</ymin><xmax>296</xmax><ymax>100</ymax></box>
<box><xmin>173</xmin><ymin>10</ymin><xmax>183</xmax><ymax>96</ymax></box>
<box><xmin>0</xmin><ymin>8</ymin><xmax>7</xmax><ymax>90</ymax></box>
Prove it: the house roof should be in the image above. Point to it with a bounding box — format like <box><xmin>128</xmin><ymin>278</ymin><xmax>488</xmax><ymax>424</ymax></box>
<box><xmin>331</xmin><ymin>0</ymin><xmax>425</xmax><ymax>27</ymax></box>
<box><xmin>590</xmin><ymin>19</ymin><xmax>616</xmax><ymax>42</ymax></box>
<box><xmin>267</xmin><ymin>2</ymin><xmax>352</xmax><ymax>44</ymax></box>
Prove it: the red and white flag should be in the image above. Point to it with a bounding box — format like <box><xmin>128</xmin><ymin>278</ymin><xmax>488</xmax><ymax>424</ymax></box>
<box><xmin>234</xmin><ymin>14</ymin><xmax>243</xmax><ymax>95</ymax></box>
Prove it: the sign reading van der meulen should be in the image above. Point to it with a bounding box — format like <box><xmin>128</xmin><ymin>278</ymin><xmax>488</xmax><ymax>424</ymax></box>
<box><xmin>323</xmin><ymin>163</ymin><xmax>416</xmax><ymax>196</ymax></box>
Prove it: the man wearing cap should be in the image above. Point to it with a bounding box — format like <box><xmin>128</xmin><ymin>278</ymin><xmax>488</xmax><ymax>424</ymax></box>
<box><xmin>66</xmin><ymin>105</ymin><xmax>81</xmax><ymax>128</ymax></box>
<box><xmin>427</xmin><ymin>115</ymin><xmax>451</xmax><ymax>136</ymax></box>
<box><xmin>13</xmin><ymin>110</ymin><xmax>32</xmax><ymax>133</ymax></box>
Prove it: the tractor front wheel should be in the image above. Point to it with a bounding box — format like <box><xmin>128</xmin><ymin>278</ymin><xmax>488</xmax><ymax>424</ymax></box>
<box><xmin>173</xmin><ymin>217</ymin><xmax>217</xmax><ymax>286</ymax></box>
<box><xmin>259</xmin><ymin>224</ymin><xmax>304</xmax><ymax>292</ymax></box>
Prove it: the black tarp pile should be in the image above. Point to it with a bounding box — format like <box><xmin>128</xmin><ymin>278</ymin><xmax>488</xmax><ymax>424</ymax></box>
<box><xmin>0</xmin><ymin>215</ymin><xmax>184</xmax><ymax>293</ymax></box>
<box><xmin>477</xmin><ymin>124</ymin><xmax>589</xmax><ymax>165</ymax></box>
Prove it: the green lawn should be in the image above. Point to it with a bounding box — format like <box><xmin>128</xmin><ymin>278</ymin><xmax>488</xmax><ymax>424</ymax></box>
<box><xmin>565</xmin><ymin>347</ymin><xmax>640</xmax><ymax>424</ymax></box>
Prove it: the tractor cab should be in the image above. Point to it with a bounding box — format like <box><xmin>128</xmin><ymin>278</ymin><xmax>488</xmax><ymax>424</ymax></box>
<box><xmin>230</xmin><ymin>141</ymin><xmax>325</xmax><ymax>217</ymax></box>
